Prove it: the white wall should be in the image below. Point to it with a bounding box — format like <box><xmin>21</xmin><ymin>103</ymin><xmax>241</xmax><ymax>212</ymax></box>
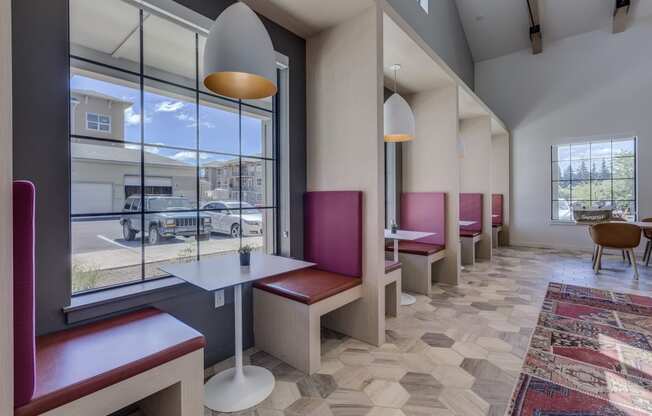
<box><xmin>492</xmin><ymin>133</ymin><xmax>510</xmax><ymax>241</ymax></box>
<box><xmin>476</xmin><ymin>17</ymin><xmax>652</xmax><ymax>250</ymax></box>
<box><xmin>307</xmin><ymin>5</ymin><xmax>385</xmax><ymax>346</ymax></box>
<box><xmin>0</xmin><ymin>0</ymin><xmax>13</xmax><ymax>411</ymax></box>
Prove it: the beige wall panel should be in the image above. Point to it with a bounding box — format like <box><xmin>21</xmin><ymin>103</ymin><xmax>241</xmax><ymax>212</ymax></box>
<box><xmin>306</xmin><ymin>5</ymin><xmax>385</xmax><ymax>346</ymax></box>
<box><xmin>460</xmin><ymin>116</ymin><xmax>492</xmax><ymax>259</ymax></box>
<box><xmin>491</xmin><ymin>133</ymin><xmax>510</xmax><ymax>243</ymax></box>
<box><xmin>0</xmin><ymin>0</ymin><xmax>13</xmax><ymax>411</ymax></box>
<box><xmin>403</xmin><ymin>86</ymin><xmax>460</xmax><ymax>285</ymax></box>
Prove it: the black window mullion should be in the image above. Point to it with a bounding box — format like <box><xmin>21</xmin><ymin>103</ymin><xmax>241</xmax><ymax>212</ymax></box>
<box><xmin>238</xmin><ymin>100</ymin><xmax>243</xmax><ymax>248</ymax></box>
<box><xmin>195</xmin><ymin>33</ymin><xmax>201</xmax><ymax>261</ymax></box>
<box><xmin>139</xmin><ymin>9</ymin><xmax>146</xmax><ymax>282</ymax></box>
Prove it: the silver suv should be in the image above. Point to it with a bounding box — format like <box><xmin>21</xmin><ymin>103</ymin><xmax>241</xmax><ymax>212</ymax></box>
<box><xmin>120</xmin><ymin>196</ymin><xmax>212</xmax><ymax>244</ymax></box>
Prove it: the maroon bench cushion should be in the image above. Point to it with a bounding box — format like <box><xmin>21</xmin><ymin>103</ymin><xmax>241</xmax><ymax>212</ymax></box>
<box><xmin>254</xmin><ymin>268</ymin><xmax>361</xmax><ymax>305</ymax></box>
<box><xmin>400</xmin><ymin>192</ymin><xmax>446</xmax><ymax>246</ymax></box>
<box><xmin>386</xmin><ymin>241</ymin><xmax>445</xmax><ymax>256</ymax></box>
<box><xmin>385</xmin><ymin>260</ymin><xmax>402</xmax><ymax>273</ymax></box>
<box><xmin>460</xmin><ymin>193</ymin><xmax>483</xmax><ymax>234</ymax></box>
<box><xmin>492</xmin><ymin>194</ymin><xmax>503</xmax><ymax>226</ymax></box>
<box><xmin>15</xmin><ymin>308</ymin><xmax>205</xmax><ymax>416</ymax></box>
<box><xmin>459</xmin><ymin>230</ymin><xmax>481</xmax><ymax>238</ymax></box>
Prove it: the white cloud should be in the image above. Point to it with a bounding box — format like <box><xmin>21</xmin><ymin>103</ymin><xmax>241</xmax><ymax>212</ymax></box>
<box><xmin>171</xmin><ymin>151</ymin><xmax>196</xmax><ymax>161</ymax></box>
<box><xmin>124</xmin><ymin>107</ymin><xmax>151</xmax><ymax>125</ymax></box>
<box><xmin>176</xmin><ymin>113</ymin><xmax>195</xmax><ymax>122</ymax></box>
<box><xmin>155</xmin><ymin>101</ymin><xmax>185</xmax><ymax>112</ymax></box>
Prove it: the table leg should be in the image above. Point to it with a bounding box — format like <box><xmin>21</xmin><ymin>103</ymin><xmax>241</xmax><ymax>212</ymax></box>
<box><xmin>204</xmin><ymin>284</ymin><xmax>275</xmax><ymax>412</ymax></box>
<box><xmin>394</xmin><ymin>239</ymin><xmax>416</xmax><ymax>306</ymax></box>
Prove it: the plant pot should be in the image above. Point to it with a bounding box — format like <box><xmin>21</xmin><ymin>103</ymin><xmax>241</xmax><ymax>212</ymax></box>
<box><xmin>239</xmin><ymin>252</ymin><xmax>250</xmax><ymax>266</ymax></box>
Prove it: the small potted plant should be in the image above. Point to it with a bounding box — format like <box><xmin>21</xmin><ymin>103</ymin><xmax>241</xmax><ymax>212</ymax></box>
<box><xmin>390</xmin><ymin>220</ymin><xmax>399</xmax><ymax>234</ymax></box>
<box><xmin>238</xmin><ymin>244</ymin><xmax>253</xmax><ymax>266</ymax></box>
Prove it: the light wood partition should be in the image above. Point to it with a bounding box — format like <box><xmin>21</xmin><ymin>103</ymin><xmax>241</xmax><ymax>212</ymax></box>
<box><xmin>403</xmin><ymin>86</ymin><xmax>460</xmax><ymax>285</ymax></box>
<box><xmin>492</xmin><ymin>133</ymin><xmax>510</xmax><ymax>244</ymax></box>
<box><xmin>1</xmin><ymin>0</ymin><xmax>13</xmax><ymax>411</ymax></box>
<box><xmin>306</xmin><ymin>5</ymin><xmax>385</xmax><ymax>346</ymax></box>
<box><xmin>460</xmin><ymin>116</ymin><xmax>493</xmax><ymax>259</ymax></box>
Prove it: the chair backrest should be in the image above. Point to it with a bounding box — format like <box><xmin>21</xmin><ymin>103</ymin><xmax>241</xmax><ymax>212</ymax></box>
<box><xmin>13</xmin><ymin>180</ymin><xmax>36</xmax><ymax>407</ymax></box>
<box><xmin>460</xmin><ymin>193</ymin><xmax>483</xmax><ymax>233</ymax></box>
<box><xmin>304</xmin><ymin>191</ymin><xmax>363</xmax><ymax>277</ymax></box>
<box><xmin>642</xmin><ymin>217</ymin><xmax>652</xmax><ymax>239</ymax></box>
<box><xmin>400</xmin><ymin>192</ymin><xmax>446</xmax><ymax>246</ymax></box>
<box><xmin>590</xmin><ymin>222</ymin><xmax>641</xmax><ymax>249</ymax></box>
<box><xmin>492</xmin><ymin>194</ymin><xmax>503</xmax><ymax>226</ymax></box>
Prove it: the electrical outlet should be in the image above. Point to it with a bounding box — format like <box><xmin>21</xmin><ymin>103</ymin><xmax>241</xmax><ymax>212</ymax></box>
<box><xmin>214</xmin><ymin>290</ymin><xmax>225</xmax><ymax>308</ymax></box>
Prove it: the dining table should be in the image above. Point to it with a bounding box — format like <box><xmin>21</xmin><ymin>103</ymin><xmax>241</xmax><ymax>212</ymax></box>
<box><xmin>384</xmin><ymin>229</ymin><xmax>436</xmax><ymax>306</ymax></box>
<box><xmin>160</xmin><ymin>252</ymin><xmax>315</xmax><ymax>412</ymax></box>
<box><xmin>459</xmin><ymin>220</ymin><xmax>477</xmax><ymax>227</ymax></box>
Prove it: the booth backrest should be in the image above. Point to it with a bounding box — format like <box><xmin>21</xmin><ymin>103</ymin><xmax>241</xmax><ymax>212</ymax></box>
<box><xmin>304</xmin><ymin>191</ymin><xmax>363</xmax><ymax>277</ymax></box>
<box><xmin>460</xmin><ymin>193</ymin><xmax>483</xmax><ymax>233</ymax></box>
<box><xmin>400</xmin><ymin>192</ymin><xmax>446</xmax><ymax>246</ymax></box>
<box><xmin>14</xmin><ymin>180</ymin><xmax>36</xmax><ymax>407</ymax></box>
<box><xmin>492</xmin><ymin>194</ymin><xmax>503</xmax><ymax>226</ymax></box>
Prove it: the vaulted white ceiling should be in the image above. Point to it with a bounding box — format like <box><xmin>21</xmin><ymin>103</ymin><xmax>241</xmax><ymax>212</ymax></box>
<box><xmin>455</xmin><ymin>0</ymin><xmax>652</xmax><ymax>62</ymax></box>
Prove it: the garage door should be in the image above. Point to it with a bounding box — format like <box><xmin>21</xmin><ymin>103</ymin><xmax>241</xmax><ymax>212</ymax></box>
<box><xmin>71</xmin><ymin>183</ymin><xmax>113</xmax><ymax>214</ymax></box>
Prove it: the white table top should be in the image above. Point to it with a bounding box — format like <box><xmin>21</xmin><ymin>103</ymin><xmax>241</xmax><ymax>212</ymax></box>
<box><xmin>576</xmin><ymin>221</ymin><xmax>652</xmax><ymax>230</ymax></box>
<box><xmin>384</xmin><ymin>229</ymin><xmax>435</xmax><ymax>241</ymax></box>
<box><xmin>459</xmin><ymin>221</ymin><xmax>477</xmax><ymax>227</ymax></box>
<box><xmin>160</xmin><ymin>253</ymin><xmax>316</xmax><ymax>292</ymax></box>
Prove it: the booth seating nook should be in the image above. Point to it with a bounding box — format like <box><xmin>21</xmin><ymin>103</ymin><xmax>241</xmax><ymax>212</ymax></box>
<box><xmin>13</xmin><ymin>181</ymin><xmax>205</xmax><ymax>416</ymax></box>
<box><xmin>492</xmin><ymin>194</ymin><xmax>504</xmax><ymax>248</ymax></box>
<box><xmin>460</xmin><ymin>193</ymin><xmax>483</xmax><ymax>265</ymax></box>
<box><xmin>254</xmin><ymin>191</ymin><xmax>364</xmax><ymax>374</ymax></box>
<box><xmin>386</xmin><ymin>193</ymin><xmax>446</xmax><ymax>295</ymax></box>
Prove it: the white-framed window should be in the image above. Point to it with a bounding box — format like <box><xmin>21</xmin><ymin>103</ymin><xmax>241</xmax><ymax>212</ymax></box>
<box><xmin>86</xmin><ymin>112</ymin><xmax>111</xmax><ymax>133</ymax></box>
<box><xmin>551</xmin><ymin>137</ymin><xmax>637</xmax><ymax>222</ymax></box>
<box><xmin>418</xmin><ymin>0</ymin><xmax>429</xmax><ymax>14</ymax></box>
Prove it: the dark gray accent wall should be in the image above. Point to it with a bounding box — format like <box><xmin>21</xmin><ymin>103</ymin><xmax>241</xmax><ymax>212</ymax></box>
<box><xmin>12</xmin><ymin>0</ymin><xmax>306</xmax><ymax>367</ymax></box>
<box><xmin>387</xmin><ymin>0</ymin><xmax>474</xmax><ymax>89</ymax></box>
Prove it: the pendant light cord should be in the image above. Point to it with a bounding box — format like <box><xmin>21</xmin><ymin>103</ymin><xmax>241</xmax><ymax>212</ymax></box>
<box><xmin>393</xmin><ymin>66</ymin><xmax>398</xmax><ymax>94</ymax></box>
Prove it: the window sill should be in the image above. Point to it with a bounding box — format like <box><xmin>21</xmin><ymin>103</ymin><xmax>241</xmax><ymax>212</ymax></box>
<box><xmin>64</xmin><ymin>276</ymin><xmax>195</xmax><ymax>324</ymax></box>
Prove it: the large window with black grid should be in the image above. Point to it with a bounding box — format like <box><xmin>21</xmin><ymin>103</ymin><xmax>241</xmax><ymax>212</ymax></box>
<box><xmin>69</xmin><ymin>0</ymin><xmax>280</xmax><ymax>293</ymax></box>
<box><xmin>551</xmin><ymin>137</ymin><xmax>637</xmax><ymax>222</ymax></box>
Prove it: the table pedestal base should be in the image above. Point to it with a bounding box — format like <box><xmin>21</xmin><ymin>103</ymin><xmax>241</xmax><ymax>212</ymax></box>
<box><xmin>400</xmin><ymin>292</ymin><xmax>416</xmax><ymax>306</ymax></box>
<box><xmin>204</xmin><ymin>365</ymin><xmax>275</xmax><ymax>412</ymax></box>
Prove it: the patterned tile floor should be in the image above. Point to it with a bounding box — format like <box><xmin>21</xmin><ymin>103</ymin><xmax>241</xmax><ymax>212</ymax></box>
<box><xmin>204</xmin><ymin>246</ymin><xmax>652</xmax><ymax>416</ymax></box>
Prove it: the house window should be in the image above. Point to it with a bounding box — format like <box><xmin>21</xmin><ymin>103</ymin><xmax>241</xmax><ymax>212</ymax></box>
<box><xmin>418</xmin><ymin>0</ymin><xmax>429</xmax><ymax>13</ymax></box>
<box><xmin>551</xmin><ymin>137</ymin><xmax>637</xmax><ymax>221</ymax></box>
<box><xmin>86</xmin><ymin>112</ymin><xmax>111</xmax><ymax>133</ymax></box>
<box><xmin>69</xmin><ymin>0</ymin><xmax>281</xmax><ymax>293</ymax></box>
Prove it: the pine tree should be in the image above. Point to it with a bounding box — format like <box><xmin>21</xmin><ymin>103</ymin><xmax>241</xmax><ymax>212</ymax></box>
<box><xmin>579</xmin><ymin>160</ymin><xmax>590</xmax><ymax>180</ymax></box>
<box><xmin>600</xmin><ymin>159</ymin><xmax>610</xmax><ymax>179</ymax></box>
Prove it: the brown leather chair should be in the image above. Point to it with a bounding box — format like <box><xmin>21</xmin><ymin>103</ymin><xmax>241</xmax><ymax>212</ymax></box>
<box><xmin>590</xmin><ymin>222</ymin><xmax>642</xmax><ymax>279</ymax></box>
<box><xmin>642</xmin><ymin>217</ymin><xmax>652</xmax><ymax>267</ymax></box>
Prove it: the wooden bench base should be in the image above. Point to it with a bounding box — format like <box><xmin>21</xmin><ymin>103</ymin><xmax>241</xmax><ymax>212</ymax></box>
<box><xmin>39</xmin><ymin>350</ymin><xmax>204</xmax><ymax>416</ymax></box>
<box><xmin>253</xmin><ymin>285</ymin><xmax>363</xmax><ymax>374</ymax></box>
<box><xmin>461</xmin><ymin>235</ymin><xmax>482</xmax><ymax>265</ymax></box>
<box><xmin>383</xmin><ymin>267</ymin><xmax>401</xmax><ymax>317</ymax></box>
<box><xmin>492</xmin><ymin>226</ymin><xmax>503</xmax><ymax>248</ymax></box>
<box><xmin>396</xmin><ymin>250</ymin><xmax>446</xmax><ymax>295</ymax></box>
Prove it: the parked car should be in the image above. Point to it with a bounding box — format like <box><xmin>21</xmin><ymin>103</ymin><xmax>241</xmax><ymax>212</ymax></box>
<box><xmin>201</xmin><ymin>201</ymin><xmax>263</xmax><ymax>237</ymax></box>
<box><xmin>120</xmin><ymin>196</ymin><xmax>212</xmax><ymax>244</ymax></box>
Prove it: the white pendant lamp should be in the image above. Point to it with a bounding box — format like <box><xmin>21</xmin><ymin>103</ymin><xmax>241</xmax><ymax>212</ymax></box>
<box><xmin>384</xmin><ymin>64</ymin><xmax>415</xmax><ymax>142</ymax></box>
<box><xmin>203</xmin><ymin>2</ymin><xmax>278</xmax><ymax>100</ymax></box>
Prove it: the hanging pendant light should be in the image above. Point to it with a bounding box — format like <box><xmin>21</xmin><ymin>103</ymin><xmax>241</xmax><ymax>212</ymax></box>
<box><xmin>384</xmin><ymin>64</ymin><xmax>415</xmax><ymax>142</ymax></box>
<box><xmin>203</xmin><ymin>2</ymin><xmax>278</xmax><ymax>100</ymax></box>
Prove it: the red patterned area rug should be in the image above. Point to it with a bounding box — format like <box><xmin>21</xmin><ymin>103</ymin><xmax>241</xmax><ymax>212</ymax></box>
<box><xmin>506</xmin><ymin>282</ymin><xmax>652</xmax><ymax>416</ymax></box>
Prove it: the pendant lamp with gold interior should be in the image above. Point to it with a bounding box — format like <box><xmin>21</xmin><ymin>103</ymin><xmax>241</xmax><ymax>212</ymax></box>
<box><xmin>203</xmin><ymin>2</ymin><xmax>277</xmax><ymax>99</ymax></box>
<box><xmin>384</xmin><ymin>64</ymin><xmax>415</xmax><ymax>142</ymax></box>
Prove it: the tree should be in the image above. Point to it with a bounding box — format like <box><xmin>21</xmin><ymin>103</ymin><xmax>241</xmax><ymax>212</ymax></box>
<box><xmin>600</xmin><ymin>159</ymin><xmax>610</xmax><ymax>179</ymax></box>
<box><xmin>579</xmin><ymin>160</ymin><xmax>590</xmax><ymax>180</ymax></box>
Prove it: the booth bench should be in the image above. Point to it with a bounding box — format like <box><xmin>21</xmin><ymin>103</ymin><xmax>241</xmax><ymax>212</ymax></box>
<box><xmin>460</xmin><ymin>193</ymin><xmax>483</xmax><ymax>265</ymax></box>
<box><xmin>386</xmin><ymin>193</ymin><xmax>446</xmax><ymax>295</ymax></box>
<box><xmin>384</xmin><ymin>260</ymin><xmax>401</xmax><ymax>317</ymax></box>
<box><xmin>492</xmin><ymin>194</ymin><xmax>504</xmax><ymax>248</ymax></box>
<box><xmin>13</xmin><ymin>181</ymin><xmax>205</xmax><ymax>416</ymax></box>
<box><xmin>253</xmin><ymin>191</ymin><xmax>364</xmax><ymax>374</ymax></box>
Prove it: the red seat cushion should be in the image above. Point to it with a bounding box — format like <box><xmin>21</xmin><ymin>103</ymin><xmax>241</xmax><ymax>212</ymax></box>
<box><xmin>492</xmin><ymin>224</ymin><xmax>502</xmax><ymax>228</ymax></box>
<box><xmin>254</xmin><ymin>267</ymin><xmax>362</xmax><ymax>305</ymax></box>
<box><xmin>460</xmin><ymin>230</ymin><xmax>481</xmax><ymax>237</ymax></box>
<box><xmin>385</xmin><ymin>241</ymin><xmax>445</xmax><ymax>256</ymax></box>
<box><xmin>15</xmin><ymin>308</ymin><xmax>205</xmax><ymax>416</ymax></box>
<box><xmin>385</xmin><ymin>260</ymin><xmax>401</xmax><ymax>273</ymax></box>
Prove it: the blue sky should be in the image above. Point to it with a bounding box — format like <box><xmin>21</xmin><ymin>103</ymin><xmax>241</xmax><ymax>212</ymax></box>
<box><xmin>71</xmin><ymin>75</ymin><xmax>269</xmax><ymax>160</ymax></box>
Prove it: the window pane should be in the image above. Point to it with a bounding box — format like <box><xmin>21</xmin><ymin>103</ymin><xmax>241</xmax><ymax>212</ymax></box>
<box><xmin>199</xmin><ymin>94</ymin><xmax>239</xmax><ymax>154</ymax></box>
<box><xmin>552</xmin><ymin>145</ymin><xmax>570</xmax><ymax>162</ymax></box>
<box><xmin>71</xmin><ymin>215</ymin><xmax>143</xmax><ymax>293</ymax></box>
<box><xmin>613</xmin><ymin>179</ymin><xmax>635</xmax><ymax>201</ymax></box>
<box><xmin>200</xmin><ymin>153</ymin><xmax>240</xmax><ymax>208</ymax></box>
<box><xmin>614</xmin><ymin>201</ymin><xmax>636</xmax><ymax>220</ymax></box>
<box><xmin>71</xmin><ymin>138</ymin><xmax>141</xmax><ymax>214</ymax></box>
<box><xmin>552</xmin><ymin>181</ymin><xmax>570</xmax><ymax>201</ymax></box>
<box><xmin>570</xmin><ymin>201</ymin><xmax>590</xmax><ymax>213</ymax></box>
<box><xmin>202</xmin><ymin>207</ymin><xmax>275</xmax><ymax>259</ymax></box>
<box><xmin>242</xmin><ymin>158</ymin><xmax>275</xmax><ymax>207</ymax></box>
<box><xmin>144</xmin><ymin>80</ymin><xmax>196</xmax><ymax>149</ymax></box>
<box><xmin>612</xmin><ymin>157</ymin><xmax>634</xmax><ymax>179</ymax></box>
<box><xmin>571</xmin><ymin>160</ymin><xmax>590</xmax><ymax>180</ymax></box>
<box><xmin>613</xmin><ymin>139</ymin><xmax>635</xmax><ymax>157</ymax></box>
<box><xmin>144</xmin><ymin>15</ymin><xmax>196</xmax><ymax>89</ymax></box>
<box><xmin>591</xmin><ymin>180</ymin><xmax>611</xmax><ymax>200</ymax></box>
<box><xmin>144</xmin><ymin>146</ymin><xmax>197</xmax><ymax>209</ymax></box>
<box><xmin>69</xmin><ymin>0</ymin><xmax>140</xmax><ymax>73</ymax></box>
<box><xmin>570</xmin><ymin>143</ymin><xmax>589</xmax><ymax>160</ymax></box>
<box><xmin>552</xmin><ymin>161</ymin><xmax>571</xmax><ymax>181</ymax></box>
<box><xmin>590</xmin><ymin>158</ymin><xmax>611</xmax><ymax>180</ymax></box>
<box><xmin>242</xmin><ymin>106</ymin><xmax>274</xmax><ymax>158</ymax></box>
<box><xmin>552</xmin><ymin>200</ymin><xmax>572</xmax><ymax>221</ymax></box>
<box><xmin>144</xmin><ymin>215</ymin><xmax>200</xmax><ymax>279</ymax></box>
<box><xmin>571</xmin><ymin>181</ymin><xmax>590</xmax><ymax>200</ymax></box>
<box><xmin>70</xmin><ymin>69</ymin><xmax>141</xmax><ymax>142</ymax></box>
<box><xmin>591</xmin><ymin>200</ymin><xmax>613</xmax><ymax>210</ymax></box>
<box><xmin>590</xmin><ymin>141</ymin><xmax>611</xmax><ymax>158</ymax></box>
